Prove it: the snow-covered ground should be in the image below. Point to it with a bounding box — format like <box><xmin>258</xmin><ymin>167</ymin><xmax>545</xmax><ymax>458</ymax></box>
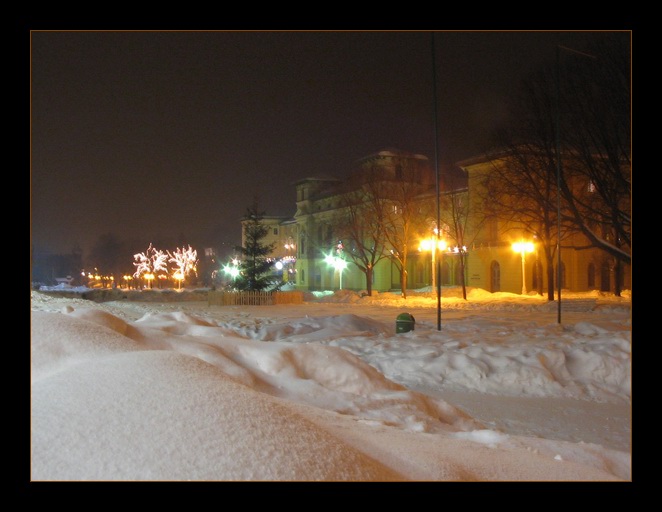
<box><xmin>30</xmin><ymin>286</ymin><xmax>631</xmax><ymax>481</ymax></box>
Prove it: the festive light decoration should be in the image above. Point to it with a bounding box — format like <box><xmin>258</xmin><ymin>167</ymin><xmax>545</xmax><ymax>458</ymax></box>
<box><xmin>168</xmin><ymin>245</ymin><xmax>199</xmax><ymax>289</ymax></box>
<box><xmin>133</xmin><ymin>243</ymin><xmax>169</xmax><ymax>288</ymax></box>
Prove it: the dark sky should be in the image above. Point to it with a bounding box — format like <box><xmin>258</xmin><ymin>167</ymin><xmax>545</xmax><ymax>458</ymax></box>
<box><xmin>30</xmin><ymin>30</ymin><xmax>619</xmax><ymax>255</ymax></box>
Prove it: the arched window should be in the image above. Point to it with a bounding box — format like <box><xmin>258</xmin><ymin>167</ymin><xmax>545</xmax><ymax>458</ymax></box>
<box><xmin>440</xmin><ymin>261</ymin><xmax>451</xmax><ymax>286</ymax></box>
<box><xmin>454</xmin><ymin>261</ymin><xmax>463</xmax><ymax>286</ymax></box>
<box><xmin>588</xmin><ymin>262</ymin><xmax>596</xmax><ymax>288</ymax></box>
<box><xmin>555</xmin><ymin>261</ymin><xmax>566</xmax><ymax>290</ymax></box>
<box><xmin>490</xmin><ymin>261</ymin><xmax>501</xmax><ymax>293</ymax></box>
<box><xmin>532</xmin><ymin>259</ymin><xmax>543</xmax><ymax>291</ymax></box>
<box><xmin>600</xmin><ymin>261</ymin><xmax>611</xmax><ymax>292</ymax></box>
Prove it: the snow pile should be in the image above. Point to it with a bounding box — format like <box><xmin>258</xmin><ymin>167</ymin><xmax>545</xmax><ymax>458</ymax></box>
<box><xmin>30</xmin><ymin>290</ymin><xmax>631</xmax><ymax>481</ymax></box>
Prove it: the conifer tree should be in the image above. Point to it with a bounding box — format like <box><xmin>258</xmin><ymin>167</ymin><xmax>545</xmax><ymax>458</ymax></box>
<box><xmin>234</xmin><ymin>199</ymin><xmax>282</xmax><ymax>291</ymax></box>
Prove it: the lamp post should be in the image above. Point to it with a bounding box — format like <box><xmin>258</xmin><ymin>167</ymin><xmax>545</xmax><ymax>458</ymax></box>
<box><xmin>419</xmin><ymin>237</ymin><xmax>446</xmax><ymax>289</ymax></box>
<box><xmin>222</xmin><ymin>258</ymin><xmax>241</xmax><ymax>281</ymax></box>
<box><xmin>555</xmin><ymin>44</ymin><xmax>597</xmax><ymax>323</ymax></box>
<box><xmin>512</xmin><ymin>241</ymin><xmax>534</xmax><ymax>295</ymax></box>
<box><xmin>431</xmin><ymin>31</ymin><xmax>442</xmax><ymax>331</ymax></box>
<box><xmin>324</xmin><ymin>254</ymin><xmax>347</xmax><ymax>290</ymax></box>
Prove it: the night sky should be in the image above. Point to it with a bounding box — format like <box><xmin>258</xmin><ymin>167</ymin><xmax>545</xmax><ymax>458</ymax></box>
<box><xmin>30</xmin><ymin>30</ymin><xmax>617</xmax><ymax>256</ymax></box>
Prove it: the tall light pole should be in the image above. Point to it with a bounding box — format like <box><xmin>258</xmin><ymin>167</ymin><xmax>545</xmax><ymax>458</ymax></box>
<box><xmin>431</xmin><ymin>32</ymin><xmax>442</xmax><ymax>331</ymax></box>
<box><xmin>512</xmin><ymin>241</ymin><xmax>534</xmax><ymax>295</ymax></box>
<box><xmin>555</xmin><ymin>44</ymin><xmax>597</xmax><ymax>323</ymax></box>
<box><xmin>554</xmin><ymin>45</ymin><xmax>563</xmax><ymax>323</ymax></box>
<box><xmin>420</xmin><ymin>237</ymin><xmax>446</xmax><ymax>290</ymax></box>
<box><xmin>324</xmin><ymin>253</ymin><xmax>347</xmax><ymax>290</ymax></box>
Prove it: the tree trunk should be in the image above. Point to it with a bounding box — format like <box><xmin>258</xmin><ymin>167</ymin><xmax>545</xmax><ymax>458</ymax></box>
<box><xmin>365</xmin><ymin>266</ymin><xmax>373</xmax><ymax>296</ymax></box>
<box><xmin>459</xmin><ymin>254</ymin><xmax>467</xmax><ymax>300</ymax></box>
<box><xmin>400</xmin><ymin>258</ymin><xmax>408</xmax><ymax>299</ymax></box>
<box><xmin>545</xmin><ymin>250</ymin><xmax>555</xmax><ymax>302</ymax></box>
<box><xmin>613</xmin><ymin>258</ymin><xmax>622</xmax><ymax>297</ymax></box>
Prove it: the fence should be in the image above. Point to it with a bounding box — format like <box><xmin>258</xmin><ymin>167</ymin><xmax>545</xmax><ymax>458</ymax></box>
<box><xmin>208</xmin><ymin>290</ymin><xmax>304</xmax><ymax>306</ymax></box>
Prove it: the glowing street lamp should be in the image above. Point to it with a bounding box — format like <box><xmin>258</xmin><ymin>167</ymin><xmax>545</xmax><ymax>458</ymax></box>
<box><xmin>324</xmin><ymin>253</ymin><xmax>348</xmax><ymax>290</ymax></box>
<box><xmin>419</xmin><ymin>237</ymin><xmax>447</xmax><ymax>289</ymax></box>
<box><xmin>512</xmin><ymin>240</ymin><xmax>535</xmax><ymax>295</ymax></box>
<box><xmin>173</xmin><ymin>271</ymin><xmax>184</xmax><ymax>290</ymax></box>
<box><xmin>222</xmin><ymin>259</ymin><xmax>241</xmax><ymax>280</ymax></box>
<box><xmin>144</xmin><ymin>273</ymin><xmax>155</xmax><ymax>289</ymax></box>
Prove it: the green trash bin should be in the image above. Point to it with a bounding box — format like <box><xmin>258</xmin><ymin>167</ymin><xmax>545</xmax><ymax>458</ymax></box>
<box><xmin>396</xmin><ymin>312</ymin><xmax>415</xmax><ymax>333</ymax></box>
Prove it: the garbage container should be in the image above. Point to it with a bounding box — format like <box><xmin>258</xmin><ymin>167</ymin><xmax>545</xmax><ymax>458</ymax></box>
<box><xmin>395</xmin><ymin>312</ymin><xmax>415</xmax><ymax>333</ymax></box>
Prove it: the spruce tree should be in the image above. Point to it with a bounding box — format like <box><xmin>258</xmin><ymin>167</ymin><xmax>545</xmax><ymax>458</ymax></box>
<box><xmin>234</xmin><ymin>200</ymin><xmax>282</xmax><ymax>291</ymax></box>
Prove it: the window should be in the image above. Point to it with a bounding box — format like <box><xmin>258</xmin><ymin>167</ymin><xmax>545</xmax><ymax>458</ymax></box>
<box><xmin>490</xmin><ymin>261</ymin><xmax>501</xmax><ymax>292</ymax></box>
<box><xmin>454</xmin><ymin>263</ymin><xmax>463</xmax><ymax>286</ymax></box>
<box><xmin>273</xmin><ymin>228</ymin><xmax>279</xmax><ymax>235</ymax></box>
<box><xmin>587</xmin><ymin>263</ymin><xmax>596</xmax><ymax>288</ymax></box>
<box><xmin>440</xmin><ymin>261</ymin><xmax>451</xmax><ymax>286</ymax></box>
<box><xmin>556</xmin><ymin>262</ymin><xmax>567</xmax><ymax>290</ymax></box>
<box><xmin>532</xmin><ymin>260</ymin><xmax>543</xmax><ymax>291</ymax></box>
<box><xmin>600</xmin><ymin>261</ymin><xmax>610</xmax><ymax>292</ymax></box>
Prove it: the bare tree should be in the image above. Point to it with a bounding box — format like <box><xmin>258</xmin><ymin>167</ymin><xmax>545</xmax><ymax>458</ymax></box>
<box><xmin>483</xmin><ymin>32</ymin><xmax>630</xmax><ymax>297</ymax></box>
<box><xmin>133</xmin><ymin>243</ymin><xmax>168</xmax><ymax>289</ymax></box>
<box><xmin>438</xmin><ymin>166</ymin><xmax>477</xmax><ymax>300</ymax></box>
<box><xmin>168</xmin><ymin>245</ymin><xmax>199</xmax><ymax>289</ymax></box>
<box><xmin>479</xmin><ymin>142</ymin><xmax>569</xmax><ymax>301</ymax></box>
<box><xmin>557</xmin><ymin>34</ymin><xmax>631</xmax><ymax>295</ymax></box>
<box><xmin>331</xmin><ymin>175</ymin><xmax>390</xmax><ymax>296</ymax></box>
<box><xmin>358</xmin><ymin>152</ymin><xmax>435</xmax><ymax>298</ymax></box>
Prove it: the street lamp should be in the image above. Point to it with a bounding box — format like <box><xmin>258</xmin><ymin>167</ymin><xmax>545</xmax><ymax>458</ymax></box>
<box><xmin>555</xmin><ymin>44</ymin><xmax>597</xmax><ymax>323</ymax></box>
<box><xmin>419</xmin><ymin>237</ymin><xmax>447</xmax><ymax>289</ymax></box>
<box><xmin>324</xmin><ymin>253</ymin><xmax>347</xmax><ymax>290</ymax></box>
<box><xmin>222</xmin><ymin>259</ymin><xmax>241</xmax><ymax>280</ymax></box>
<box><xmin>512</xmin><ymin>241</ymin><xmax>534</xmax><ymax>295</ymax></box>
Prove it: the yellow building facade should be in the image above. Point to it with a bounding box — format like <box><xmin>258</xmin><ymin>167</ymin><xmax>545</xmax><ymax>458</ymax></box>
<box><xmin>242</xmin><ymin>149</ymin><xmax>630</xmax><ymax>295</ymax></box>
<box><xmin>460</xmin><ymin>156</ymin><xmax>631</xmax><ymax>295</ymax></box>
